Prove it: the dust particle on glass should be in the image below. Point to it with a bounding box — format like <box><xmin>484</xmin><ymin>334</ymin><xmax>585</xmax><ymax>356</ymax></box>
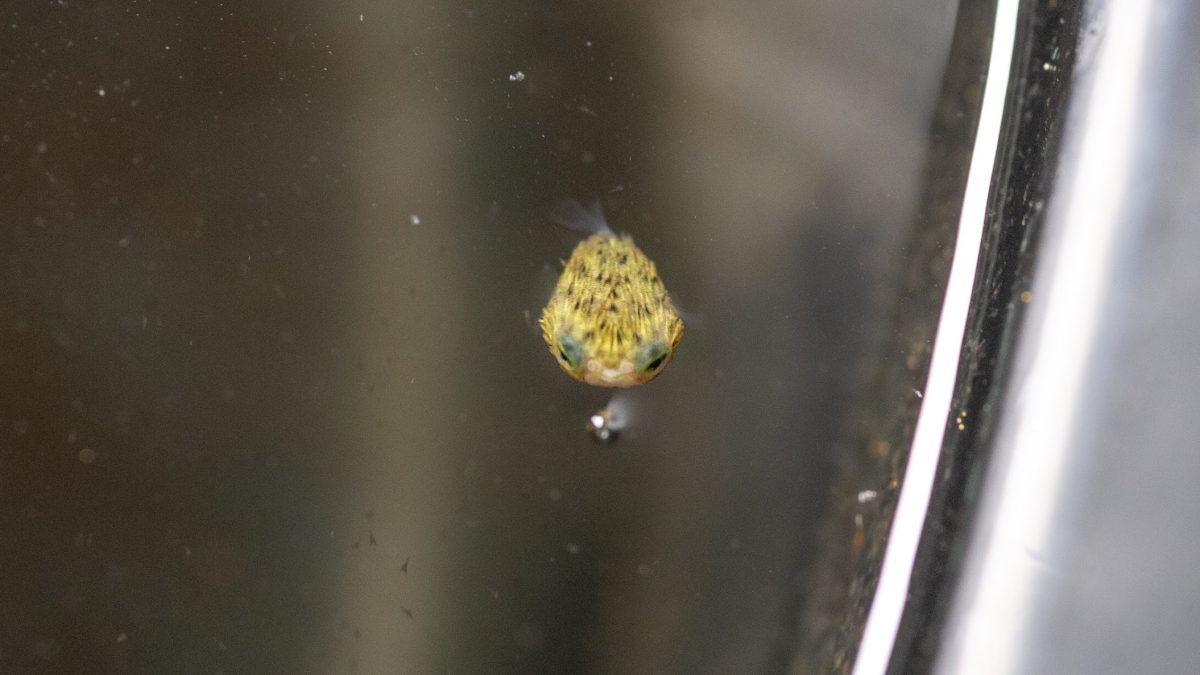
<box><xmin>856</xmin><ymin>489</ymin><xmax>878</xmax><ymax>504</ymax></box>
<box><xmin>508</xmin><ymin>71</ymin><xmax>525</xmax><ymax>82</ymax></box>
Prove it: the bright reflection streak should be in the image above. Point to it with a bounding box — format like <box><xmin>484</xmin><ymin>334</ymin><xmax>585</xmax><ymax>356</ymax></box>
<box><xmin>851</xmin><ymin>0</ymin><xmax>1020</xmax><ymax>673</ymax></box>
<box><xmin>938</xmin><ymin>2</ymin><xmax>1154</xmax><ymax>673</ymax></box>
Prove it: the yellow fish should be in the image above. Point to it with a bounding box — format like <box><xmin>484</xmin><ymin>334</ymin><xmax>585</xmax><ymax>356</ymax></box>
<box><xmin>539</xmin><ymin>203</ymin><xmax>684</xmax><ymax>387</ymax></box>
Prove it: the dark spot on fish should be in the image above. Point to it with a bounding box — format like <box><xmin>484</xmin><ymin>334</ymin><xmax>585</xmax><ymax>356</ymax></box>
<box><xmin>609</xmin><ymin>289</ymin><xmax>619</xmax><ymax>299</ymax></box>
<box><xmin>573</xmin><ymin>299</ymin><xmax>581</xmax><ymax>310</ymax></box>
<box><xmin>619</xmin><ymin>254</ymin><xmax>627</xmax><ymax>264</ymax></box>
<box><xmin>584</xmin><ymin>330</ymin><xmax>595</xmax><ymax>340</ymax></box>
<box><xmin>607</xmin><ymin>305</ymin><xmax>618</xmax><ymax>313</ymax></box>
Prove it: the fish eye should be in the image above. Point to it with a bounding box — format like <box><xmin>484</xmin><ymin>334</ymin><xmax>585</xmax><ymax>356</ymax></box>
<box><xmin>556</xmin><ymin>335</ymin><xmax>584</xmax><ymax>370</ymax></box>
<box><xmin>637</xmin><ymin>342</ymin><xmax>670</xmax><ymax>373</ymax></box>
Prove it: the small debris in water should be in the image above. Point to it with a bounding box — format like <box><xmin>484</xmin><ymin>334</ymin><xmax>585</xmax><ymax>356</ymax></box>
<box><xmin>78</xmin><ymin>447</ymin><xmax>97</xmax><ymax>464</ymax></box>
<box><xmin>587</xmin><ymin>411</ymin><xmax>617</xmax><ymax>442</ymax></box>
<box><xmin>586</xmin><ymin>393</ymin><xmax>634</xmax><ymax>443</ymax></box>
<box><xmin>508</xmin><ymin>70</ymin><xmax>525</xmax><ymax>82</ymax></box>
<box><xmin>857</xmin><ymin>489</ymin><xmax>878</xmax><ymax>504</ymax></box>
<box><xmin>408</xmin><ymin>214</ymin><xmax>420</xmax><ymax>225</ymax></box>
<box><xmin>565</xmin><ymin>543</ymin><xmax>581</xmax><ymax>555</ymax></box>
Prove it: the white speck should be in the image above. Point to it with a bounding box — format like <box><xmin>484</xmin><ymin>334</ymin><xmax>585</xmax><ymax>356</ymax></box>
<box><xmin>117</xmin><ymin>235</ymin><xmax>131</xmax><ymax>248</ymax></box>
<box><xmin>507</xmin><ymin>70</ymin><xmax>525</xmax><ymax>82</ymax></box>
<box><xmin>585</xmin><ymin>40</ymin><xmax>593</xmax><ymax>47</ymax></box>
<box><xmin>164</xmin><ymin>45</ymin><xmax>170</xmax><ymax>51</ymax></box>
<box><xmin>359</xmin><ymin>13</ymin><xmax>364</xmax><ymax>21</ymax></box>
<box><xmin>565</xmin><ymin>543</ymin><xmax>581</xmax><ymax>555</ymax></box>
<box><xmin>857</xmin><ymin>489</ymin><xmax>879</xmax><ymax>504</ymax></box>
<box><xmin>96</xmin><ymin>87</ymin><xmax>106</xmax><ymax>97</ymax></box>
<box><xmin>116</xmin><ymin>633</ymin><xmax>127</xmax><ymax>643</ymax></box>
<box><xmin>36</xmin><ymin>142</ymin><xmax>47</xmax><ymax>153</ymax></box>
<box><xmin>854</xmin><ymin>513</ymin><xmax>864</xmax><ymax>529</ymax></box>
<box><xmin>546</xmin><ymin>487</ymin><xmax>562</xmax><ymax>501</ymax></box>
<box><xmin>408</xmin><ymin>214</ymin><xmax>420</xmax><ymax>225</ymax></box>
<box><xmin>913</xmin><ymin>389</ymin><xmax>923</xmax><ymax>398</ymax></box>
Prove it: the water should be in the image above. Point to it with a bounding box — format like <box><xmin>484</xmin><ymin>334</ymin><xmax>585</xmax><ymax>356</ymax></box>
<box><xmin>0</xmin><ymin>1</ymin><xmax>961</xmax><ymax>672</ymax></box>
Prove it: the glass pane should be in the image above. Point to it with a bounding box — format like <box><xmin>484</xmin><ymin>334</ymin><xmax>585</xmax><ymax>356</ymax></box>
<box><xmin>0</xmin><ymin>1</ymin><xmax>968</xmax><ymax>672</ymax></box>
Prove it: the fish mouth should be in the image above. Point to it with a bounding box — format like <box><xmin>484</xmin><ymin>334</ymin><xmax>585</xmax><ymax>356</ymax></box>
<box><xmin>581</xmin><ymin>358</ymin><xmax>641</xmax><ymax>387</ymax></box>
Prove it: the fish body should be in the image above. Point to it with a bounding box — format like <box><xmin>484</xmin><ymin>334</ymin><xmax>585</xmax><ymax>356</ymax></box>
<box><xmin>540</xmin><ymin>210</ymin><xmax>683</xmax><ymax>387</ymax></box>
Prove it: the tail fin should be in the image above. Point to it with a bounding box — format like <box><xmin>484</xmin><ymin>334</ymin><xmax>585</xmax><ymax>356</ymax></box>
<box><xmin>551</xmin><ymin>199</ymin><xmax>615</xmax><ymax>237</ymax></box>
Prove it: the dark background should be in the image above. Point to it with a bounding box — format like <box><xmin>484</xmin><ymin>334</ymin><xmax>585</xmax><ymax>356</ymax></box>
<box><xmin>0</xmin><ymin>1</ymin><xmax>960</xmax><ymax>672</ymax></box>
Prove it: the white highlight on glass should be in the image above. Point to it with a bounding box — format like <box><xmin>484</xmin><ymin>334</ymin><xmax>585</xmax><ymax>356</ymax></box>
<box><xmin>936</xmin><ymin>2</ymin><xmax>1153</xmax><ymax>673</ymax></box>
<box><xmin>850</xmin><ymin>1</ymin><xmax>1021</xmax><ymax>673</ymax></box>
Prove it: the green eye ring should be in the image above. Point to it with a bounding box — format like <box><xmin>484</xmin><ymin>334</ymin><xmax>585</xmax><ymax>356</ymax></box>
<box><xmin>556</xmin><ymin>335</ymin><xmax>585</xmax><ymax>370</ymax></box>
<box><xmin>636</xmin><ymin>342</ymin><xmax>670</xmax><ymax>373</ymax></box>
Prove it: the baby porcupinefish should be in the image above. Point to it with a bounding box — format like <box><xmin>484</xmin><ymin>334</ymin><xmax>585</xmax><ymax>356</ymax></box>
<box><xmin>539</xmin><ymin>202</ymin><xmax>684</xmax><ymax>387</ymax></box>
